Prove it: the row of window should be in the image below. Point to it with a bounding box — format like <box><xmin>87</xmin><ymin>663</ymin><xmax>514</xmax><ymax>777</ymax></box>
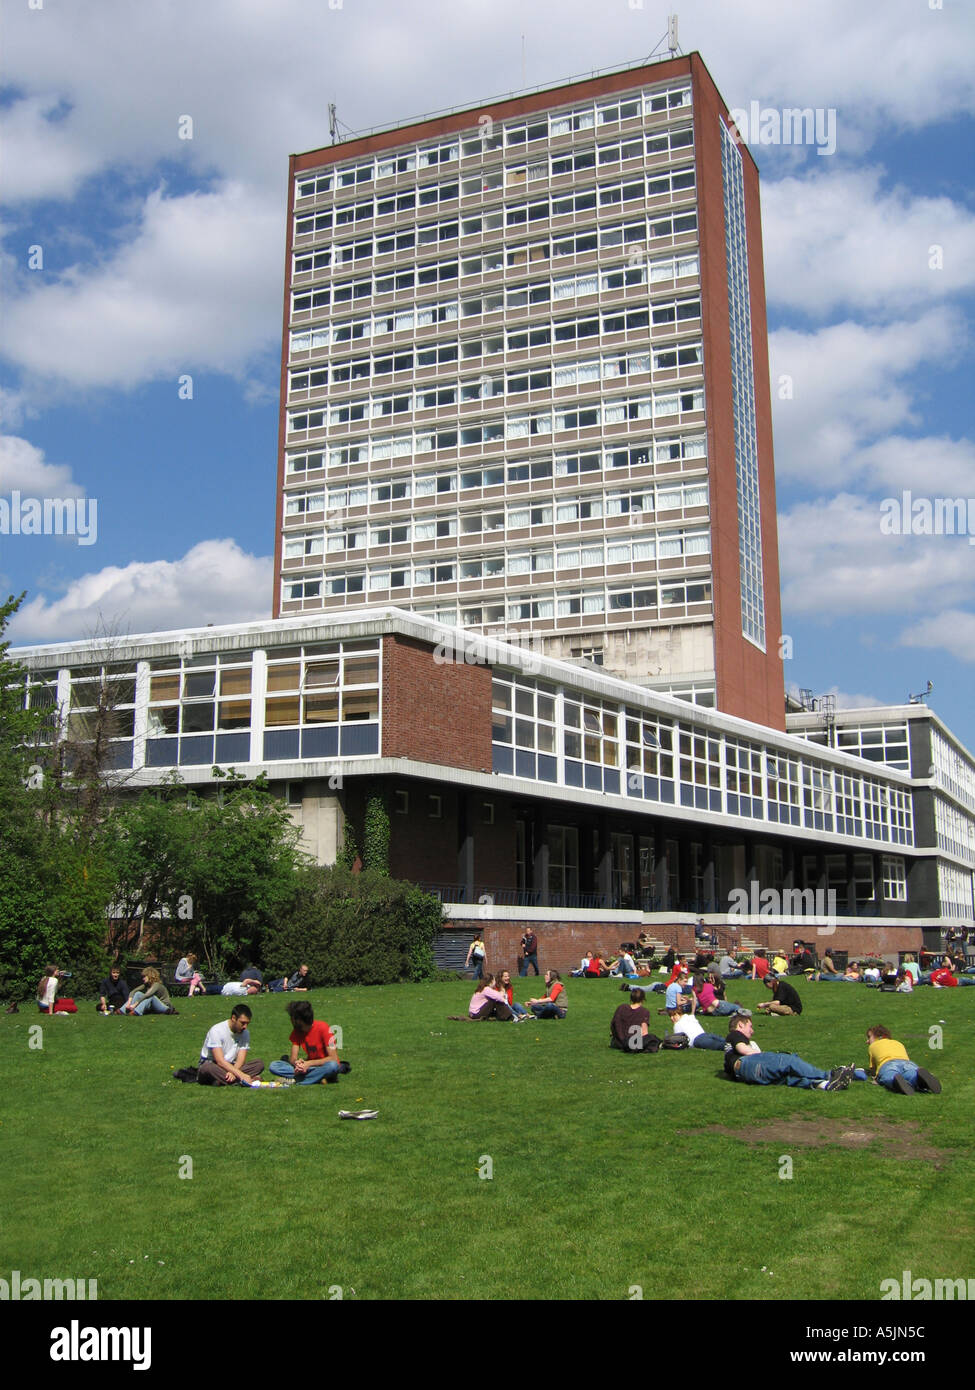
<box><xmin>289</xmin><ymin>340</ymin><xmax>701</xmax><ymax>404</ymax></box>
<box><xmin>932</xmin><ymin>729</ymin><xmax>975</xmax><ymax>814</ymax></box>
<box><xmin>314</xmin><ymin>207</ymin><xmax>697</xmax><ymax>273</ymax></box>
<box><xmin>286</xmin><ymin>437</ymin><xmax>707</xmax><ymax>501</ymax></box>
<box><xmin>295</xmin><ymin>168</ymin><xmax>696</xmax><ymax>241</ymax></box>
<box><xmin>489</xmin><ymin>674</ymin><xmax>915</xmax><ymax>845</ymax></box>
<box><xmin>292</xmin><ymin>295</ymin><xmax>700</xmax><ymax>362</ymax></box>
<box><xmin>301</xmin><ymin>130</ymin><xmax>695</xmax><ymax>231</ymax></box>
<box><xmin>286</xmin><ymin>578</ymin><xmax>712</xmax><ymax>620</ymax></box>
<box><xmin>283</xmin><ymin>480</ymin><xmax>710</xmax><ymax>556</ymax></box>
<box><xmin>294</xmin><ymin>86</ymin><xmax>694</xmax><ymax>200</ymax></box>
<box><xmin>292</xmin><ymin>254</ymin><xmax>698</xmax><ymax>327</ymax></box>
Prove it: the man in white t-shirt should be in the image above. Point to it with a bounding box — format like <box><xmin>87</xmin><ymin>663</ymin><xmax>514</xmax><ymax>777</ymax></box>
<box><xmin>668</xmin><ymin>1007</ymin><xmax>727</xmax><ymax>1051</ymax></box>
<box><xmin>197</xmin><ymin>1004</ymin><xmax>265</xmax><ymax>1085</ymax></box>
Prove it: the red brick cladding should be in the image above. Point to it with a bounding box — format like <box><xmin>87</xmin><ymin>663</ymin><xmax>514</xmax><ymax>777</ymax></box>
<box><xmin>381</xmin><ymin>634</ymin><xmax>494</xmax><ymax>771</ymax></box>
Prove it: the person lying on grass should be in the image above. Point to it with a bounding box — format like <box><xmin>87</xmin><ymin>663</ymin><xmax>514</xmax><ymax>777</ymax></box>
<box><xmin>865</xmin><ymin>1025</ymin><xmax>941</xmax><ymax>1096</ymax></box>
<box><xmin>526</xmin><ymin>970</ymin><xmax>567</xmax><ymax>1019</ymax></box>
<box><xmin>723</xmin><ymin>1013</ymin><xmax>854</xmax><ymax>1090</ymax></box>
<box><xmin>269</xmin><ymin>1000</ymin><xmax>342</xmax><ymax>1083</ymax></box>
<box><xmin>197</xmin><ymin>1004</ymin><xmax>265</xmax><ymax>1085</ymax></box>
<box><xmin>666</xmin><ymin>1006</ymin><xmax>726</xmax><ymax>1051</ymax></box>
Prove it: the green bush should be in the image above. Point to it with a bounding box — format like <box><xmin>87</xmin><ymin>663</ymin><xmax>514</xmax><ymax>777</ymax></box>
<box><xmin>263</xmin><ymin>865</ymin><xmax>442</xmax><ymax>986</ymax></box>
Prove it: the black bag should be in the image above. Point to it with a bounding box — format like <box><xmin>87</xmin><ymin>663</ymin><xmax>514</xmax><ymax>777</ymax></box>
<box><xmin>661</xmin><ymin>1033</ymin><xmax>689</xmax><ymax>1049</ymax></box>
<box><xmin>173</xmin><ymin>1066</ymin><xmax>199</xmax><ymax>1083</ymax></box>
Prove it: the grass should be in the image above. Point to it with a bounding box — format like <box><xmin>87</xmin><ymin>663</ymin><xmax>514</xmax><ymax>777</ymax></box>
<box><xmin>2</xmin><ymin>976</ymin><xmax>974</xmax><ymax>1301</ymax></box>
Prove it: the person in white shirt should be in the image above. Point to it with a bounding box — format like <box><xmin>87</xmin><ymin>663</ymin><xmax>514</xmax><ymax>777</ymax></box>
<box><xmin>197</xmin><ymin>1005</ymin><xmax>265</xmax><ymax>1085</ymax></box>
<box><xmin>667</xmin><ymin>1006</ymin><xmax>726</xmax><ymax>1051</ymax></box>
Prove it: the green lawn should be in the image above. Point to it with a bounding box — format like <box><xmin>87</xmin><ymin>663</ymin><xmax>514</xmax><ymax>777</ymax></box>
<box><xmin>2</xmin><ymin>977</ymin><xmax>973</xmax><ymax>1301</ymax></box>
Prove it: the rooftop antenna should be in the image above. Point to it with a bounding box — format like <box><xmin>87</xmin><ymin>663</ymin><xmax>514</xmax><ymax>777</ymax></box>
<box><xmin>908</xmin><ymin>680</ymin><xmax>934</xmax><ymax>705</ymax></box>
<box><xmin>328</xmin><ymin>103</ymin><xmax>339</xmax><ymax>145</ymax></box>
<box><xmin>647</xmin><ymin>12</ymin><xmax>683</xmax><ymax>62</ymax></box>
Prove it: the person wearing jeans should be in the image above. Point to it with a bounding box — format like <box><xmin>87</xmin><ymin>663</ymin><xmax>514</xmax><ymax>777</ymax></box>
<box><xmin>527</xmin><ymin>970</ymin><xmax>567</xmax><ymax>1019</ymax></box>
<box><xmin>724</xmin><ymin>1015</ymin><xmax>853</xmax><ymax>1090</ymax></box>
<box><xmin>269</xmin><ymin>998</ymin><xmax>342</xmax><ymax>1084</ymax></box>
<box><xmin>123</xmin><ymin>969</ymin><xmax>175</xmax><ymax>1015</ymax></box>
<box><xmin>866</xmin><ymin>1025</ymin><xmax>941</xmax><ymax>1096</ymax></box>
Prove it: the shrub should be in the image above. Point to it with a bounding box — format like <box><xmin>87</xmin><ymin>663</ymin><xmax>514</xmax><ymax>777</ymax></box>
<box><xmin>263</xmin><ymin>865</ymin><xmax>442</xmax><ymax>987</ymax></box>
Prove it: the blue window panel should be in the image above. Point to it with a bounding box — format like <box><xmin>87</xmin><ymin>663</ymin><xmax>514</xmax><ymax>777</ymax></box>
<box><xmin>565</xmin><ymin>759</ymin><xmax>583</xmax><ymax>788</ymax></box>
<box><xmin>709</xmin><ymin>790</ymin><xmax>721</xmax><ymax>812</ymax></box>
<box><xmin>680</xmin><ymin>784</ymin><xmax>694</xmax><ymax>808</ymax></box>
<box><xmin>146</xmin><ymin>737</ymin><xmax>178</xmax><ymax>768</ymax></box>
<box><xmin>537</xmin><ymin>754</ymin><xmax>557</xmax><ymax>783</ymax></box>
<box><xmin>302</xmin><ymin>726</ymin><xmax>339</xmax><ymax>759</ymax></box>
<box><xmin>215</xmin><ymin>732</ymin><xmax>250</xmax><ymax>763</ymax></box>
<box><xmin>584</xmin><ymin>764</ymin><xmax>601</xmax><ymax>791</ymax></box>
<box><xmin>694</xmin><ymin>787</ymin><xmax>708</xmax><ymax>811</ymax></box>
<box><xmin>727</xmin><ymin>794</ymin><xmax>739</xmax><ymax>816</ymax></box>
<box><xmin>493</xmin><ymin>745</ymin><xmax>513</xmax><ymax>775</ymax></box>
<box><xmin>106</xmin><ymin>740</ymin><xmax>133</xmax><ymax>771</ymax></box>
<box><xmin>604</xmin><ymin>768</ymin><xmax>620</xmax><ymax>795</ymax></box>
<box><xmin>264</xmin><ymin>729</ymin><xmax>300</xmax><ymax>761</ymax></box>
<box><xmin>340</xmin><ymin>722</ymin><xmax>378</xmax><ymax>756</ymax></box>
<box><xmin>515</xmin><ymin>749</ymin><xmax>536</xmax><ymax>780</ymax></box>
<box><xmin>179</xmin><ymin>735</ymin><xmax>214</xmax><ymax>766</ymax></box>
<box><xmin>659</xmin><ymin>781</ymin><xmax>675</xmax><ymax>805</ymax></box>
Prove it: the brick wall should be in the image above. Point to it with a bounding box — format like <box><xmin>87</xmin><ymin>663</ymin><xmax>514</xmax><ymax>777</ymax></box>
<box><xmin>381</xmin><ymin>634</ymin><xmax>493</xmax><ymax>771</ymax></box>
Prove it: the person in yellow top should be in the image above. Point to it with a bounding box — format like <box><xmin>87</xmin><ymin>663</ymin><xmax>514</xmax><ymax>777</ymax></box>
<box><xmin>771</xmin><ymin>953</ymin><xmax>789</xmax><ymax>976</ymax></box>
<box><xmin>865</xmin><ymin>1025</ymin><xmax>941</xmax><ymax>1096</ymax></box>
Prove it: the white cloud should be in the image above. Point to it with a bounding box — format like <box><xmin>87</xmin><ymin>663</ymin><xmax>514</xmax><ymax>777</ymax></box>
<box><xmin>763</xmin><ymin>167</ymin><xmax>975</xmax><ymax>316</ymax></box>
<box><xmin>0</xmin><ymin>434</ymin><xmax>85</xmax><ymax>500</ymax></box>
<box><xmin>787</xmin><ymin>681</ymin><xmax>885</xmax><ymax>711</ymax></box>
<box><xmin>1</xmin><ymin>183</ymin><xmax>281</xmax><ymax>390</ymax></box>
<box><xmin>901</xmin><ymin>609</ymin><xmax>975</xmax><ymax>664</ymax></box>
<box><xmin>778</xmin><ymin>493</ymin><xmax>975</xmax><ymax>619</ymax></box>
<box><xmin>769</xmin><ymin>310</ymin><xmax>968</xmax><ymax>489</ymax></box>
<box><xmin>7</xmin><ymin>539</ymin><xmax>272</xmax><ymax>642</ymax></box>
<box><xmin>2</xmin><ymin>0</ymin><xmax>973</xmax><ymax>207</ymax></box>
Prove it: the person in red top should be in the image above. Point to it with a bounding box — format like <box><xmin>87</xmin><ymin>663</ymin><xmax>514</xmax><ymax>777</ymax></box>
<box><xmin>269</xmin><ymin>1000</ymin><xmax>342</xmax><ymax>1084</ymax></box>
<box><xmin>527</xmin><ymin>971</ymin><xmax>567</xmax><ymax>1019</ymax></box>
<box><xmin>931</xmin><ymin>965</ymin><xmax>959</xmax><ymax>987</ymax></box>
<box><xmin>751</xmin><ymin>953</ymin><xmax>771</xmax><ymax>981</ymax></box>
<box><xmin>586</xmin><ymin>954</ymin><xmax>609</xmax><ymax>978</ymax></box>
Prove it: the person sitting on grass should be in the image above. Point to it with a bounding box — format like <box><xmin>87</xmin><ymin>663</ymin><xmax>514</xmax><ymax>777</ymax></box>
<box><xmin>97</xmin><ymin>964</ymin><xmax>128</xmax><ymax>1014</ymax></box>
<box><xmin>197</xmin><ymin>1003</ymin><xmax>264</xmax><ymax>1085</ymax></box>
<box><xmin>724</xmin><ymin>1014</ymin><xmax>854</xmax><ymax>1090</ymax></box>
<box><xmin>750</xmin><ymin>951</ymin><xmax>771</xmax><ymax>982</ymax></box>
<box><xmin>121</xmin><ymin>968</ymin><xmax>177</xmax><ymax>1015</ymax></box>
<box><xmin>756</xmin><ymin>974</ymin><xmax>803</xmax><ymax>1016</ymax></box>
<box><xmin>694</xmin><ymin>972</ymin><xmax>717</xmax><ymax>1013</ymax></box>
<box><xmin>499</xmin><ymin>970</ymin><xmax>529</xmax><ymax>1019</ymax></box>
<box><xmin>463</xmin><ymin>974</ymin><xmax>515</xmax><ymax>1021</ymax></box>
<box><xmin>843</xmin><ymin>960</ymin><xmax>862</xmax><ymax>982</ymax></box>
<box><xmin>771</xmin><ymin>951</ymin><xmax>789</xmax><ymax>976</ymax></box>
<box><xmin>663</xmin><ymin>967</ymin><xmax>696</xmax><ymax>1016</ymax></box>
<box><xmin>865</xmin><ymin>1025</ymin><xmax>941</xmax><ymax>1095</ymax></box>
<box><xmin>526</xmin><ymin>971</ymin><xmax>567</xmax><ymax>1019</ymax></box>
<box><xmin>610</xmin><ymin>987</ymin><xmax>657</xmax><ymax>1053</ymax></box>
<box><xmin>174</xmin><ymin>953</ymin><xmax>206</xmax><ymax>998</ymax></box>
<box><xmin>667</xmin><ymin>1006</ymin><xmax>726</xmax><ymax>1051</ymax></box>
<box><xmin>36</xmin><ymin>964</ymin><xmax>62</xmax><ymax>1015</ymax></box>
<box><xmin>586</xmin><ymin>952</ymin><xmax>610</xmax><ymax>978</ymax></box>
<box><xmin>269</xmin><ymin>1000</ymin><xmax>342</xmax><ymax>1084</ymax></box>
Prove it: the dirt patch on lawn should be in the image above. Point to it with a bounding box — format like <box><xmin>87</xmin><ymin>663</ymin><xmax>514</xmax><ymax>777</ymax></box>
<box><xmin>687</xmin><ymin>1117</ymin><xmax>951</xmax><ymax>1166</ymax></box>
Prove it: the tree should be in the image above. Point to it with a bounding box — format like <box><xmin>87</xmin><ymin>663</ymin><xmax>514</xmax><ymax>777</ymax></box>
<box><xmin>0</xmin><ymin>594</ymin><xmax>113</xmax><ymax>1001</ymax></box>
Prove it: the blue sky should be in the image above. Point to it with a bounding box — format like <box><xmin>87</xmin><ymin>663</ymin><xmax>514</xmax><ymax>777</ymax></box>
<box><xmin>1</xmin><ymin>0</ymin><xmax>974</xmax><ymax>744</ymax></box>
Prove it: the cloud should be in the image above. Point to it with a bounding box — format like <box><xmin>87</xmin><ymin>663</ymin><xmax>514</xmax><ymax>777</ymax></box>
<box><xmin>787</xmin><ymin>682</ymin><xmax>886</xmax><ymax>711</ymax></box>
<box><xmin>769</xmin><ymin>310</ymin><xmax>969</xmax><ymax>489</ymax></box>
<box><xmin>763</xmin><ymin>167</ymin><xmax>975</xmax><ymax>316</ymax></box>
<box><xmin>7</xmin><ymin>538</ymin><xmax>272</xmax><ymax>643</ymax></box>
<box><xmin>0</xmin><ymin>433</ymin><xmax>85</xmax><ymax>499</ymax></box>
<box><xmin>1</xmin><ymin>183</ymin><xmax>281</xmax><ymax>391</ymax></box>
<box><xmin>778</xmin><ymin>492</ymin><xmax>975</xmax><ymax>619</ymax></box>
<box><xmin>901</xmin><ymin>609</ymin><xmax>975</xmax><ymax>664</ymax></box>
